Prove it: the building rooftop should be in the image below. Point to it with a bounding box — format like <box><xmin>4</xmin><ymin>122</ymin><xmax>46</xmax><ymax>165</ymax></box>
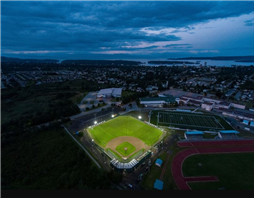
<box><xmin>140</xmin><ymin>96</ymin><xmax>175</xmax><ymax>103</ymax></box>
<box><xmin>185</xmin><ymin>131</ymin><xmax>204</xmax><ymax>135</ymax></box>
<box><xmin>154</xmin><ymin>179</ymin><xmax>164</xmax><ymax>190</ymax></box>
<box><xmin>219</xmin><ymin>130</ymin><xmax>239</xmax><ymax>134</ymax></box>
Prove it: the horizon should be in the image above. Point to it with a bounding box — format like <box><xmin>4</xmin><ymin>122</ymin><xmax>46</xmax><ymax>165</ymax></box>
<box><xmin>1</xmin><ymin>1</ymin><xmax>254</xmax><ymax>60</ymax></box>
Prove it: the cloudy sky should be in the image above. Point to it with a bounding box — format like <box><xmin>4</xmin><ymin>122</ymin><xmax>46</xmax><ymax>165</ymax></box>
<box><xmin>1</xmin><ymin>1</ymin><xmax>254</xmax><ymax>60</ymax></box>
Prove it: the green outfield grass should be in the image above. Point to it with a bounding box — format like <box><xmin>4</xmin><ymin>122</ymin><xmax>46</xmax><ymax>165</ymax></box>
<box><xmin>115</xmin><ymin>142</ymin><xmax>136</xmax><ymax>157</ymax></box>
<box><xmin>88</xmin><ymin>116</ymin><xmax>163</xmax><ymax>148</ymax></box>
<box><xmin>182</xmin><ymin>153</ymin><xmax>254</xmax><ymax>190</ymax></box>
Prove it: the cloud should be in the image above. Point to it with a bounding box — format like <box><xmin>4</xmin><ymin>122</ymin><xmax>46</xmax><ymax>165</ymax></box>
<box><xmin>245</xmin><ymin>19</ymin><xmax>254</xmax><ymax>26</ymax></box>
<box><xmin>1</xmin><ymin>1</ymin><xmax>254</xmax><ymax>59</ymax></box>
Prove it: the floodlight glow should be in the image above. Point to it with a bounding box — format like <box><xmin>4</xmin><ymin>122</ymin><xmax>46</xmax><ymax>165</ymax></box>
<box><xmin>138</xmin><ymin>116</ymin><xmax>142</xmax><ymax>119</ymax></box>
<box><xmin>112</xmin><ymin>115</ymin><xmax>114</xmax><ymax>118</ymax></box>
<box><xmin>94</xmin><ymin>121</ymin><xmax>97</xmax><ymax>124</ymax></box>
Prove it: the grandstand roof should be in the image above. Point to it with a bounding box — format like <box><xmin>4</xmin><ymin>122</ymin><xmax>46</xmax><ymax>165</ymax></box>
<box><xmin>185</xmin><ymin>131</ymin><xmax>204</xmax><ymax>135</ymax></box>
<box><xmin>243</xmin><ymin>120</ymin><xmax>249</xmax><ymax>124</ymax></box>
<box><xmin>154</xmin><ymin>179</ymin><xmax>164</xmax><ymax>190</ymax></box>
<box><xmin>140</xmin><ymin>96</ymin><xmax>175</xmax><ymax>103</ymax></box>
<box><xmin>219</xmin><ymin>130</ymin><xmax>239</xmax><ymax>134</ymax></box>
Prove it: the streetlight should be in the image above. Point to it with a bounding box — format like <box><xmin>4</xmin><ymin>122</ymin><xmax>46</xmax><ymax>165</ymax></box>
<box><xmin>94</xmin><ymin>113</ymin><xmax>97</xmax><ymax>124</ymax></box>
<box><xmin>111</xmin><ymin>107</ymin><xmax>115</xmax><ymax>118</ymax></box>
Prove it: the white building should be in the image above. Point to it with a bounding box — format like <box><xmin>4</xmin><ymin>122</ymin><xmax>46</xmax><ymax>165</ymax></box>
<box><xmin>201</xmin><ymin>102</ymin><xmax>214</xmax><ymax>111</ymax></box>
<box><xmin>97</xmin><ymin>88</ymin><xmax>122</xmax><ymax>98</ymax></box>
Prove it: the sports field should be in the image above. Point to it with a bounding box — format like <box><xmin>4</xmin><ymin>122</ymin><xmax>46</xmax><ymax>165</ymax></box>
<box><xmin>182</xmin><ymin>153</ymin><xmax>254</xmax><ymax>190</ymax></box>
<box><xmin>116</xmin><ymin>142</ymin><xmax>136</xmax><ymax>157</ymax></box>
<box><xmin>151</xmin><ymin>110</ymin><xmax>233</xmax><ymax>130</ymax></box>
<box><xmin>88</xmin><ymin>116</ymin><xmax>163</xmax><ymax>148</ymax></box>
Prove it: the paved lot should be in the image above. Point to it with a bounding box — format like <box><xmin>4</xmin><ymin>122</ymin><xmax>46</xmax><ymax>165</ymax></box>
<box><xmin>78</xmin><ymin>91</ymin><xmax>98</xmax><ymax>111</ymax></box>
<box><xmin>160</xmin><ymin>88</ymin><xmax>214</xmax><ymax>98</ymax></box>
<box><xmin>68</xmin><ymin>106</ymin><xmax>124</xmax><ymax>133</ymax></box>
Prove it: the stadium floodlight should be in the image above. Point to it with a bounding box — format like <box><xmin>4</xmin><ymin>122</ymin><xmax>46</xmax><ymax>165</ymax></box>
<box><xmin>138</xmin><ymin>116</ymin><xmax>142</xmax><ymax>119</ymax></box>
<box><xmin>112</xmin><ymin>115</ymin><xmax>114</xmax><ymax>118</ymax></box>
<box><xmin>94</xmin><ymin>121</ymin><xmax>97</xmax><ymax>124</ymax></box>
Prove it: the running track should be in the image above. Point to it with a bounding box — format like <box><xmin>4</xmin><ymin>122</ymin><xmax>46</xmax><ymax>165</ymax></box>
<box><xmin>172</xmin><ymin>140</ymin><xmax>254</xmax><ymax>190</ymax></box>
<box><xmin>177</xmin><ymin>139</ymin><xmax>254</xmax><ymax>148</ymax></box>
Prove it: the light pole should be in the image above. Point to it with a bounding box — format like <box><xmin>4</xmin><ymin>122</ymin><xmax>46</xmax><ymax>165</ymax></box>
<box><xmin>112</xmin><ymin>107</ymin><xmax>114</xmax><ymax>118</ymax></box>
<box><xmin>94</xmin><ymin>113</ymin><xmax>97</xmax><ymax>124</ymax></box>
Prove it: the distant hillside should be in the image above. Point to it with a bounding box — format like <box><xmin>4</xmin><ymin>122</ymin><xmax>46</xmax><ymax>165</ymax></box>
<box><xmin>168</xmin><ymin>56</ymin><xmax>254</xmax><ymax>62</ymax></box>
<box><xmin>1</xmin><ymin>56</ymin><xmax>59</xmax><ymax>63</ymax></box>
<box><xmin>148</xmin><ymin>60</ymin><xmax>197</xmax><ymax>64</ymax></box>
<box><xmin>61</xmin><ymin>59</ymin><xmax>141</xmax><ymax>66</ymax></box>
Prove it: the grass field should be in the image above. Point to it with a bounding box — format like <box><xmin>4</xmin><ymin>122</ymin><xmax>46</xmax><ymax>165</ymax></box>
<box><xmin>115</xmin><ymin>142</ymin><xmax>136</xmax><ymax>157</ymax></box>
<box><xmin>182</xmin><ymin>153</ymin><xmax>254</xmax><ymax>190</ymax></box>
<box><xmin>88</xmin><ymin>116</ymin><xmax>163</xmax><ymax>148</ymax></box>
<box><xmin>151</xmin><ymin>110</ymin><xmax>233</xmax><ymax>131</ymax></box>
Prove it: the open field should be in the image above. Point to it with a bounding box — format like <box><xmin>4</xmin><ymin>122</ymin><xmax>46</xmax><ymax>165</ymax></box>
<box><xmin>88</xmin><ymin>116</ymin><xmax>163</xmax><ymax>148</ymax></box>
<box><xmin>151</xmin><ymin>110</ymin><xmax>233</xmax><ymax>131</ymax></box>
<box><xmin>182</xmin><ymin>153</ymin><xmax>254</xmax><ymax>190</ymax></box>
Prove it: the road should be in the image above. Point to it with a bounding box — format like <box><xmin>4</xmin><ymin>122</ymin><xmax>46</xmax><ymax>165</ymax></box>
<box><xmin>68</xmin><ymin>106</ymin><xmax>124</xmax><ymax>133</ymax></box>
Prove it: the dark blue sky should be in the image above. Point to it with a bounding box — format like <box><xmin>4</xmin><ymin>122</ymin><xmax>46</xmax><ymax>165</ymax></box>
<box><xmin>1</xmin><ymin>1</ymin><xmax>254</xmax><ymax>60</ymax></box>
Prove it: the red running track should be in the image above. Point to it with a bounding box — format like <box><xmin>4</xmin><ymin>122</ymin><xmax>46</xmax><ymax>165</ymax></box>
<box><xmin>185</xmin><ymin>176</ymin><xmax>218</xmax><ymax>182</ymax></box>
<box><xmin>171</xmin><ymin>145</ymin><xmax>254</xmax><ymax>190</ymax></box>
<box><xmin>178</xmin><ymin>139</ymin><xmax>254</xmax><ymax>148</ymax></box>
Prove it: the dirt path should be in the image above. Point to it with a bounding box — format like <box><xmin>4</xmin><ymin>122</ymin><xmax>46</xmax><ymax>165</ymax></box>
<box><xmin>106</xmin><ymin>136</ymin><xmax>150</xmax><ymax>158</ymax></box>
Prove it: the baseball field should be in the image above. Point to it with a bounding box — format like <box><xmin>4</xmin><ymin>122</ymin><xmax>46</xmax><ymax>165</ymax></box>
<box><xmin>87</xmin><ymin>116</ymin><xmax>163</xmax><ymax>160</ymax></box>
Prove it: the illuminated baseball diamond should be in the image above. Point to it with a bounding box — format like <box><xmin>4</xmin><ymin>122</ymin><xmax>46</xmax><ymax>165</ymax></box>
<box><xmin>87</xmin><ymin>115</ymin><xmax>164</xmax><ymax>171</ymax></box>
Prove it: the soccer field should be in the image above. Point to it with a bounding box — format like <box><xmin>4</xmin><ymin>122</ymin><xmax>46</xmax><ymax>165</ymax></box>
<box><xmin>88</xmin><ymin>116</ymin><xmax>163</xmax><ymax>148</ymax></box>
<box><xmin>150</xmin><ymin>110</ymin><xmax>233</xmax><ymax>130</ymax></box>
<box><xmin>158</xmin><ymin>111</ymin><xmax>224</xmax><ymax>129</ymax></box>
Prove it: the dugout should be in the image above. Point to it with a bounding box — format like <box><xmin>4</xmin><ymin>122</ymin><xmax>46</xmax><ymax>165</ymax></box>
<box><xmin>218</xmin><ymin>130</ymin><xmax>239</xmax><ymax>139</ymax></box>
<box><xmin>184</xmin><ymin>131</ymin><xmax>204</xmax><ymax>140</ymax></box>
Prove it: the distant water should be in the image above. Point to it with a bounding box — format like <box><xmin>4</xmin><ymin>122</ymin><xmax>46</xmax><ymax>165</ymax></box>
<box><xmin>138</xmin><ymin>59</ymin><xmax>254</xmax><ymax>67</ymax></box>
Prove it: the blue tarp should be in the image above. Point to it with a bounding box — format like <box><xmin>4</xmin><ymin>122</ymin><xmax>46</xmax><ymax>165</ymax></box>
<box><xmin>185</xmin><ymin>131</ymin><xmax>204</xmax><ymax>135</ymax></box>
<box><xmin>155</xmin><ymin>158</ymin><xmax>163</xmax><ymax>167</ymax></box>
<box><xmin>75</xmin><ymin>131</ymin><xmax>79</xmax><ymax>135</ymax></box>
<box><xmin>219</xmin><ymin>130</ymin><xmax>239</xmax><ymax>134</ymax></box>
<box><xmin>154</xmin><ymin>179</ymin><xmax>164</xmax><ymax>190</ymax></box>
